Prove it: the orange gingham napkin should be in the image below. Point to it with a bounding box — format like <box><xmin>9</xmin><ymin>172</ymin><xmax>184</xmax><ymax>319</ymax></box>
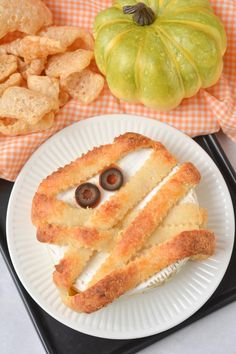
<box><xmin>0</xmin><ymin>0</ymin><xmax>235</xmax><ymax>181</ymax></box>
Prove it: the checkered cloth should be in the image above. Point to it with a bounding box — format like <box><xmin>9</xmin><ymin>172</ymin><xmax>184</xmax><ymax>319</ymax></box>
<box><xmin>0</xmin><ymin>0</ymin><xmax>235</xmax><ymax>181</ymax></box>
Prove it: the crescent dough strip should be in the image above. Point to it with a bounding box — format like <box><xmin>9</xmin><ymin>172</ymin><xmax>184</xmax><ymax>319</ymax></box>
<box><xmin>121</xmin><ymin>201</ymin><xmax>206</xmax><ymax>229</ymax></box>
<box><xmin>87</xmin><ymin>147</ymin><xmax>177</xmax><ymax>229</ymax></box>
<box><xmin>53</xmin><ymin>247</ymin><xmax>93</xmax><ymax>290</ymax></box>
<box><xmin>38</xmin><ymin>133</ymin><xmax>157</xmax><ymax>197</ymax></box>
<box><xmin>37</xmin><ymin>224</ymin><xmax>115</xmax><ymax>251</ymax></box>
<box><xmin>32</xmin><ymin>193</ymin><xmax>93</xmax><ymax>227</ymax></box>
<box><xmin>159</xmin><ymin>203</ymin><xmax>205</xmax><ymax>226</ymax></box>
<box><xmin>147</xmin><ymin>204</ymin><xmax>207</xmax><ymax>246</ymax></box>
<box><xmin>65</xmin><ymin>230</ymin><xmax>215</xmax><ymax>313</ymax></box>
<box><xmin>89</xmin><ymin>163</ymin><xmax>200</xmax><ymax>285</ymax></box>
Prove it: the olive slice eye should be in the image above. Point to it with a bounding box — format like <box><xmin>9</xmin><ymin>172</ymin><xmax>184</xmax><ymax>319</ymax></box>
<box><xmin>75</xmin><ymin>183</ymin><xmax>101</xmax><ymax>208</ymax></box>
<box><xmin>99</xmin><ymin>167</ymin><xmax>124</xmax><ymax>191</ymax></box>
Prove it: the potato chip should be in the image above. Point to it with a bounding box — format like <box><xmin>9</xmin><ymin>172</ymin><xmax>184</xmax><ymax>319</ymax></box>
<box><xmin>0</xmin><ymin>0</ymin><xmax>52</xmax><ymax>40</ymax></box>
<box><xmin>21</xmin><ymin>36</ymin><xmax>65</xmax><ymax>62</ymax></box>
<box><xmin>26</xmin><ymin>58</ymin><xmax>46</xmax><ymax>76</ymax></box>
<box><xmin>0</xmin><ymin>39</ymin><xmax>20</xmax><ymax>56</ymax></box>
<box><xmin>61</xmin><ymin>69</ymin><xmax>104</xmax><ymax>104</ymax></box>
<box><xmin>59</xmin><ymin>90</ymin><xmax>70</xmax><ymax>107</ymax></box>
<box><xmin>0</xmin><ymin>54</ymin><xmax>17</xmax><ymax>82</ymax></box>
<box><xmin>88</xmin><ymin>59</ymin><xmax>101</xmax><ymax>74</ymax></box>
<box><xmin>27</xmin><ymin>75</ymin><xmax>59</xmax><ymax>103</ymax></box>
<box><xmin>0</xmin><ymin>111</ymin><xmax>54</xmax><ymax>136</ymax></box>
<box><xmin>0</xmin><ymin>87</ymin><xmax>58</xmax><ymax>124</ymax></box>
<box><xmin>18</xmin><ymin>58</ymin><xmax>46</xmax><ymax>79</ymax></box>
<box><xmin>38</xmin><ymin>26</ymin><xmax>94</xmax><ymax>51</ymax></box>
<box><xmin>46</xmin><ymin>49</ymin><xmax>94</xmax><ymax>79</ymax></box>
<box><xmin>17</xmin><ymin>57</ymin><xmax>27</xmax><ymax>73</ymax></box>
<box><xmin>0</xmin><ymin>36</ymin><xmax>65</xmax><ymax>62</ymax></box>
<box><xmin>0</xmin><ymin>118</ymin><xmax>18</xmax><ymax>126</ymax></box>
<box><xmin>0</xmin><ymin>73</ymin><xmax>22</xmax><ymax>96</ymax></box>
<box><xmin>0</xmin><ymin>31</ymin><xmax>25</xmax><ymax>45</ymax></box>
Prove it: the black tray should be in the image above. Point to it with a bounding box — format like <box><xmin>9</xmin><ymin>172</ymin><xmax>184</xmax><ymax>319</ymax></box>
<box><xmin>0</xmin><ymin>134</ymin><xmax>236</xmax><ymax>354</ymax></box>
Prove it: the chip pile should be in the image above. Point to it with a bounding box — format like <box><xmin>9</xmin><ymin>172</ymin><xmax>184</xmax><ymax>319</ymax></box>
<box><xmin>0</xmin><ymin>0</ymin><xmax>104</xmax><ymax>136</ymax></box>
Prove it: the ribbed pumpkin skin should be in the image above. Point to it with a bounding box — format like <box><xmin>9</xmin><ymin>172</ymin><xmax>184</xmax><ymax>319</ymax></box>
<box><xmin>93</xmin><ymin>0</ymin><xmax>227</xmax><ymax>110</ymax></box>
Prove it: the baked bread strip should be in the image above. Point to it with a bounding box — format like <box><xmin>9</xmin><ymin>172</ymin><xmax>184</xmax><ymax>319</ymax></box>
<box><xmin>87</xmin><ymin>147</ymin><xmax>177</xmax><ymax>230</ymax></box>
<box><xmin>121</xmin><ymin>202</ymin><xmax>206</xmax><ymax>229</ymax></box>
<box><xmin>147</xmin><ymin>204</ymin><xmax>207</xmax><ymax>246</ymax></box>
<box><xmin>37</xmin><ymin>133</ymin><xmax>159</xmax><ymax>197</ymax></box>
<box><xmin>37</xmin><ymin>224</ymin><xmax>115</xmax><ymax>251</ymax></box>
<box><xmin>65</xmin><ymin>230</ymin><xmax>215</xmax><ymax>313</ymax></box>
<box><xmin>89</xmin><ymin>163</ymin><xmax>200</xmax><ymax>285</ymax></box>
<box><xmin>53</xmin><ymin>247</ymin><xmax>93</xmax><ymax>290</ymax></box>
<box><xmin>32</xmin><ymin>194</ymin><xmax>93</xmax><ymax>227</ymax></box>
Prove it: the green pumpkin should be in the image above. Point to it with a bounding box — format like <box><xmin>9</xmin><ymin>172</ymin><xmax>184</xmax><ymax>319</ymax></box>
<box><xmin>93</xmin><ymin>0</ymin><xmax>227</xmax><ymax>110</ymax></box>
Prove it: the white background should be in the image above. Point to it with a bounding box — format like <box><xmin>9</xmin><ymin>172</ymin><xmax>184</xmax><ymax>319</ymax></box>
<box><xmin>1</xmin><ymin>131</ymin><xmax>236</xmax><ymax>354</ymax></box>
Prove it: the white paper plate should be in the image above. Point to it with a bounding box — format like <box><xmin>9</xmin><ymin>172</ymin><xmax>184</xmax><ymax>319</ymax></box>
<box><xmin>7</xmin><ymin>114</ymin><xmax>235</xmax><ymax>339</ymax></box>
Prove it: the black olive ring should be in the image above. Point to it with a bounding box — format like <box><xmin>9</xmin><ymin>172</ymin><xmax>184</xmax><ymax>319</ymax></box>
<box><xmin>99</xmin><ymin>167</ymin><xmax>124</xmax><ymax>191</ymax></box>
<box><xmin>75</xmin><ymin>182</ymin><xmax>101</xmax><ymax>208</ymax></box>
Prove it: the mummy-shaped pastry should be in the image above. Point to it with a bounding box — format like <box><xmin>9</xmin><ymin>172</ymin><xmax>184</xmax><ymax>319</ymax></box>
<box><xmin>32</xmin><ymin>133</ymin><xmax>215</xmax><ymax>313</ymax></box>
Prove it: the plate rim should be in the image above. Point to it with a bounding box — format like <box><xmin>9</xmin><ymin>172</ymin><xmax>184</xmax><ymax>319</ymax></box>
<box><xmin>6</xmin><ymin>114</ymin><xmax>235</xmax><ymax>339</ymax></box>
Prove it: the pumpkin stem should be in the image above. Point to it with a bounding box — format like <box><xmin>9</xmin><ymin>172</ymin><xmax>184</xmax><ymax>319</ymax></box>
<box><xmin>123</xmin><ymin>3</ymin><xmax>156</xmax><ymax>26</ymax></box>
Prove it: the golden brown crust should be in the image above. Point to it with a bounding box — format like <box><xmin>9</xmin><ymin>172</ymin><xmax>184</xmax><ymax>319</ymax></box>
<box><xmin>65</xmin><ymin>230</ymin><xmax>215</xmax><ymax>313</ymax></box>
<box><xmin>37</xmin><ymin>224</ymin><xmax>114</xmax><ymax>251</ymax></box>
<box><xmin>53</xmin><ymin>247</ymin><xmax>92</xmax><ymax>289</ymax></box>
<box><xmin>37</xmin><ymin>133</ymin><xmax>156</xmax><ymax>197</ymax></box>
<box><xmin>32</xmin><ymin>193</ymin><xmax>93</xmax><ymax>227</ymax></box>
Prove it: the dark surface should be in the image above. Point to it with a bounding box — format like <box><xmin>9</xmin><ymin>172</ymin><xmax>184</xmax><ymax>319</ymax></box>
<box><xmin>0</xmin><ymin>135</ymin><xmax>235</xmax><ymax>354</ymax></box>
